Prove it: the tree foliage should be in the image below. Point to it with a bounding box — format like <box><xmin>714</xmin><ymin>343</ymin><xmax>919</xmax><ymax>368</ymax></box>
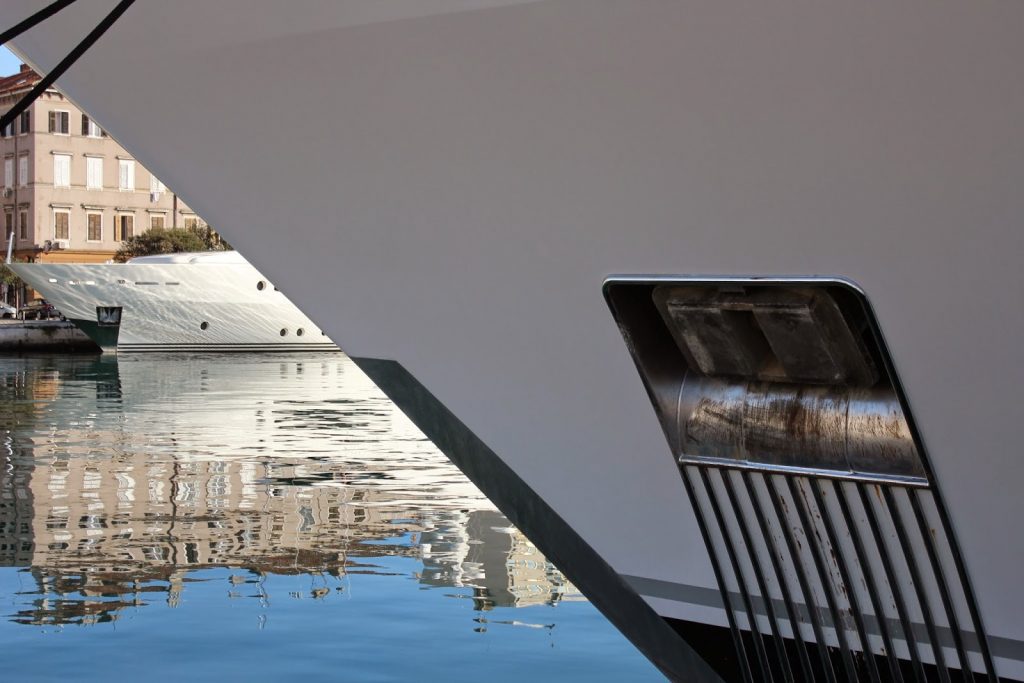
<box><xmin>114</xmin><ymin>227</ymin><xmax>227</xmax><ymax>262</ymax></box>
<box><xmin>190</xmin><ymin>224</ymin><xmax>231</xmax><ymax>251</ymax></box>
<box><xmin>0</xmin><ymin>260</ymin><xmax>22</xmax><ymax>286</ymax></box>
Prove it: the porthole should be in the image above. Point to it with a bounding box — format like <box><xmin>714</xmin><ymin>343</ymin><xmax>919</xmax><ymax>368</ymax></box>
<box><xmin>256</xmin><ymin>280</ymin><xmax>266</xmax><ymax>291</ymax></box>
<box><xmin>296</xmin><ymin>328</ymin><xmax>304</xmax><ymax>337</ymax></box>
<box><xmin>280</xmin><ymin>328</ymin><xmax>288</xmax><ymax>336</ymax></box>
<box><xmin>200</xmin><ymin>321</ymin><xmax>209</xmax><ymax>331</ymax></box>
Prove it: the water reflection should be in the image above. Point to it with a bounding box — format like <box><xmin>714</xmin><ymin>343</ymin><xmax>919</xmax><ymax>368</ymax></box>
<box><xmin>0</xmin><ymin>354</ymin><xmax>582</xmax><ymax>629</ymax></box>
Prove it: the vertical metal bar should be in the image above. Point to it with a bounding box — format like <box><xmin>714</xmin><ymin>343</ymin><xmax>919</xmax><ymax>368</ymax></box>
<box><xmin>855</xmin><ymin>275</ymin><xmax>998</xmax><ymax>681</ymax></box>
<box><xmin>786</xmin><ymin>476</ymin><xmax>859</xmax><ymax>682</ymax></box>
<box><xmin>906</xmin><ymin>489</ymin><xmax>973</xmax><ymax>679</ymax></box>
<box><xmin>810</xmin><ymin>480</ymin><xmax>882</xmax><ymax>682</ymax></box>
<box><xmin>680</xmin><ymin>466</ymin><xmax>755</xmax><ymax>683</ymax></box>
<box><xmin>698</xmin><ymin>467</ymin><xmax>774</xmax><ymax>681</ymax></box>
<box><xmin>882</xmin><ymin>486</ymin><xmax>951</xmax><ymax>683</ymax></box>
<box><xmin>742</xmin><ymin>471</ymin><xmax>816</xmax><ymax>682</ymax></box>
<box><xmin>767</xmin><ymin>475</ymin><xmax>837</xmax><ymax>682</ymax></box>
<box><xmin>720</xmin><ymin>469</ymin><xmax>794</xmax><ymax>681</ymax></box>
<box><xmin>834</xmin><ymin>482</ymin><xmax>905</xmax><ymax>683</ymax></box>
<box><xmin>858</xmin><ymin>483</ymin><xmax>927</xmax><ymax>682</ymax></box>
<box><xmin>923</xmin><ymin>492</ymin><xmax>999</xmax><ymax>682</ymax></box>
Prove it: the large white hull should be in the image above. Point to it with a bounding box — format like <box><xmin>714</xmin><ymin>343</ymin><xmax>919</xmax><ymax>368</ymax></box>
<box><xmin>5</xmin><ymin>1</ymin><xmax>1022</xmax><ymax>679</ymax></box>
<box><xmin>10</xmin><ymin>255</ymin><xmax>338</xmax><ymax>351</ymax></box>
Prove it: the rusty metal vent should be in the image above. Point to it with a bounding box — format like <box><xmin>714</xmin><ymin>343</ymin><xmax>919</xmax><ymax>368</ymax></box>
<box><xmin>604</xmin><ymin>278</ymin><xmax>998</xmax><ymax>682</ymax></box>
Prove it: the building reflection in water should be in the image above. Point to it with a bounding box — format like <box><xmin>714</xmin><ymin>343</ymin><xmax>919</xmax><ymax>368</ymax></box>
<box><xmin>0</xmin><ymin>354</ymin><xmax>581</xmax><ymax>628</ymax></box>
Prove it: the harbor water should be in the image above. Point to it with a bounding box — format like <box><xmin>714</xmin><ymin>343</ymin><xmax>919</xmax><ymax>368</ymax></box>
<box><xmin>0</xmin><ymin>353</ymin><xmax>661</xmax><ymax>682</ymax></box>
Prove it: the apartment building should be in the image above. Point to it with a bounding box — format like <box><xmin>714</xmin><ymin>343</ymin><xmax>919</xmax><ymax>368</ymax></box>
<box><xmin>0</xmin><ymin>64</ymin><xmax>206</xmax><ymax>266</ymax></box>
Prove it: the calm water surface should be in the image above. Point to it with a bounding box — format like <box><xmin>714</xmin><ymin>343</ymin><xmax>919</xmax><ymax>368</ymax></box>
<box><xmin>0</xmin><ymin>353</ymin><xmax>661</xmax><ymax>682</ymax></box>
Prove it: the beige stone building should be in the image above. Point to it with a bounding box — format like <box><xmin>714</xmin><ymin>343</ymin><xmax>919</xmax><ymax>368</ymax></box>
<box><xmin>0</xmin><ymin>64</ymin><xmax>206</xmax><ymax>270</ymax></box>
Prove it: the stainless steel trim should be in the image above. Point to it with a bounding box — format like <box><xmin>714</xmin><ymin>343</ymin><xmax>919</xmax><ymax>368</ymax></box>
<box><xmin>604</xmin><ymin>276</ymin><xmax>999</xmax><ymax>680</ymax></box>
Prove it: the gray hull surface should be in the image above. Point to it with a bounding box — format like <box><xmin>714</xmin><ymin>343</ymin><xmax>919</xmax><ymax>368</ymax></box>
<box><xmin>5</xmin><ymin>1</ymin><xmax>1021</xmax><ymax>677</ymax></box>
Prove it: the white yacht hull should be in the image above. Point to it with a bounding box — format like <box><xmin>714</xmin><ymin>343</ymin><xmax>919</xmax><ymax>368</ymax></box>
<box><xmin>10</xmin><ymin>256</ymin><xmax>338</xmax><ymax>351</ymax></box>
<box><xmin>5</xmin><ymin>1</ymin><xmax>1022</xmax><ymax>679</ymax></box>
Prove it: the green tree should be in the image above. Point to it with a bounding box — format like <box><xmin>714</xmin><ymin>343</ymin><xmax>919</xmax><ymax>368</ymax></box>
<box><xmin>0</xmin><ymin>261</ymin><xmax>21</xmax><ymax>288</ymax></box>
<box><xmin>114</xmin><ymin>228</ymin><xmax>208</xmax><ymax>262</ymax></box>
<box><xmin>191</xmin><ymin>224</ymin><xmax>231</xmax><ymax>251</ymax></box>
<box><xmin>0</xmin><ymin>258</ymin><xmax>25</xmax><ymax>307</ymax></box>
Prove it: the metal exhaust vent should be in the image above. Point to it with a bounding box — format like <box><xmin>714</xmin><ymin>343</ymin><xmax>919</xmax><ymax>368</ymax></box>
<box><xmin>604</xmin><ymin>278</ymin><xmax>997</xmax><ymax>682</ymax></box>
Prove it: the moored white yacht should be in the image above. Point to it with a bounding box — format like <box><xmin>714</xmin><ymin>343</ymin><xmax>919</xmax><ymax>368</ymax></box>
<box><xmin>10</xmin><ymin>251</ymin><xmax>339</xmax><ymax>352</ymax></box>
<box><xmin>3</xmin><ymin>2</ymin><xmax>1022</xmax><ymax>680</ymax></box>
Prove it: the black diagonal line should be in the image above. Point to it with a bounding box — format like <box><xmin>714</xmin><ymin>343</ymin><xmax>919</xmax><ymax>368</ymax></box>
<box><xmin>0</xmin><ymin>0</ymin><xmax>79</xmax><ymax>46</ymax></box>
<box><xmin>0</xmin><ymin>0</ymin><xmax>136</xmax><ymax>132</ymax></box>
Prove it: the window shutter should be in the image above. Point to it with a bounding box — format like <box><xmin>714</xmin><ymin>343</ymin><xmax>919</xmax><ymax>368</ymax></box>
<box><xmin>87</xmin><ymin>157</ymin><xmax>103</xmax><ymax>189</ymax></box>
<box><xmin>54</xmin><ymin>155</ymin><xmax>70</xmax><ymax>188</ymax></box>
<box><xmin>54</xmin><ymin>212</ymin><xmax>69</xmax><ymax>240</ymax></box>
<box><xmin>119</xmin><ymin>160</ymin><xmax>135</xmax><ymax>191</ymax></box>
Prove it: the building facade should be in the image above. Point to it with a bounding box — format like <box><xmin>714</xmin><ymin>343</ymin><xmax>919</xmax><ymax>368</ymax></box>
<box><xmin>0</xmin><ymin>64</ymin><xmax>206</xmax><ymax>271</ymax></box>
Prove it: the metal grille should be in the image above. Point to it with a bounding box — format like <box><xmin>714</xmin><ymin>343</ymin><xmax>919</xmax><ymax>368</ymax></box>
<box><xmin>602</xmin><ymin>278</ymin><xmax>1000</xmax><ymax>681</ymax></box>
<box><xmin>681</xmin><ymin>464</ymin><xmax>998</xmax><ymax>682</ymax></box>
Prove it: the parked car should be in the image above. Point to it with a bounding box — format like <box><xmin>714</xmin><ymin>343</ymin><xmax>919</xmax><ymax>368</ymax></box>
<box><xmin>0</xmin><ymin>302</ymin><xmax>15</xmax><ymax>319</ymax></box>
<box><xmin>18</xmin><ymin>298</ymin><xmax>61</xmax><ymax>320</ymax></box>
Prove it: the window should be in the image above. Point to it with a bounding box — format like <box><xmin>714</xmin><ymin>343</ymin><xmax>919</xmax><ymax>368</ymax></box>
<box><xmin>150</xmin><ymin>174</ymin><xmax>165</xmax><ymax>194</ymax></box>
<box><xmin>87</xmin><ymin>157</ymin><xmax>103</xmax><ymax>190</ymax></box>
<box><xmin>3</xmin><ymin>212</ymin><xmax>11</xmax><ymax>239</ymax></box>
<box><xmin>81</xmin><ymin>115</ymin><xmax>103</xmax><ymax>138</ymax></box>
<box><xmin>19</xmin><ymin>111</ymin><xmax>29</xmax><ymax>134</ymax></box>
<box><xmin>53</xmin><ymin>154</ymin><xmax>71</xmax><ymax>188</ymax></box>
<box><xmin>19</xmin><ymin>210</ymin><xmax>27</xmax><ymax>240</ymax></box>
<box><xmin>150</xmin><ymin>213</ymin><xmax>165</xmax><ymax>230</ymax></box>
<box><xmin>54</xmin><ymin>210</ymin><xmax>69</xmax><ymax>240</ymax></box>
<box><xmin>118</xmin><ymin>159</ymin><xmax>135</xmax><ymax>191</ymax></box>
<box><xmin>183</xmin><ymin>216</ymin><xmax>200</xmax><ymax>231</ymax></box>
<box><xmin>87</xmin><ymin>212</ymin><xmax>102</xmax><ymax>241</ymax></box>
<box><xmin>115</xmin><ymin>214</ymin><xmax>134</xmax><ymax>241</ymax></box>
<box><xmin>3</xmin><ymin>158</ymin><xmax>11</xmax><ymax>189</ymax></box>
<box><xmin>0</xmin><ymin>121</ymin><xmax>13</xmax><ymax>137</ymax></box>
<box><xmin>18</xmin><ymin>156</ymin><xmax>28</xmax><ymax>188</ymax></box>
<box><xmin>48</xmin><ymin>110</ymin><xmax>69</xmax><ymax>135</ymax></box>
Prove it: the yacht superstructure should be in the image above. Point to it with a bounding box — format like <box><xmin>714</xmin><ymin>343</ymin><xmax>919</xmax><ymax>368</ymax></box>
<box><xmin>10</xmin><ymin>251</ymin><xmax>338</xmax><ymax>351</ymax></box>
<box><xmin>3</xmin><ymin>2</ymin><xmax>1022</xmax><ymax>679</ymax></box>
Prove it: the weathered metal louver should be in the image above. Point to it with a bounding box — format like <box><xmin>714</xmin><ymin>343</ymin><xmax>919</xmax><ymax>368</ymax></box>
<box><xmin>605</xmin><ymin>279</ymin><xmax>997</xmax><ymax>682</ymax></box>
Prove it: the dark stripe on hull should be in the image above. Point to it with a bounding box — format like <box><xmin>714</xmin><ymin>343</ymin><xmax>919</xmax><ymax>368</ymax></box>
<box><xmin>625</xmin><ymin>574</ymin><xmax>1024</xmax><ymax>663</ymax></box>
<box><xmin>117</xmin><ymin>343</ymin><xmax>339</xmax><ymax>353</ymax></box>
<box><xmin>351</xmin><ymin>356</ymin><xmax>722</xmax><ymax>683</ymax></box>
<box><xmin>664</xmin><ymin>616</ymin><xmax>1023</xmax><ymax>683</ymax></box>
